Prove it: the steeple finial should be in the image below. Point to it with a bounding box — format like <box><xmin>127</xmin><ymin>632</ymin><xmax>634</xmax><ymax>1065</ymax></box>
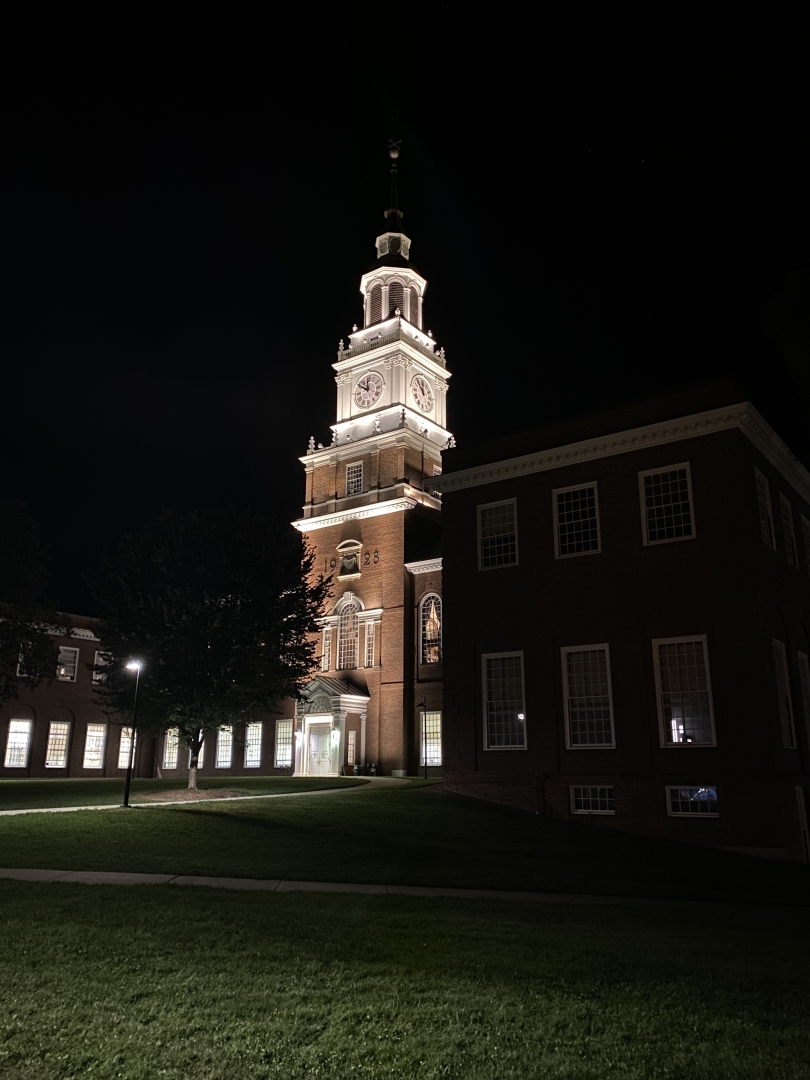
<box><xmin>385</xmin><ymin>140</ymin><xmax>404</xmax><ymax>233</ymax></box>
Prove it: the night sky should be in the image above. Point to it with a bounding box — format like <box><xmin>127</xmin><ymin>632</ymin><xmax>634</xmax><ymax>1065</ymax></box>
<box><xmin>2</xmin><ymin>17</ymin><xmax>808</xmax><ymax>613</ymax></box>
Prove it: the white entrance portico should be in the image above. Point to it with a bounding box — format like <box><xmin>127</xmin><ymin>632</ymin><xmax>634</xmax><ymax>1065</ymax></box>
<box><xmin>293</xmin><ymin>676</ymin><xmax>370</xmax><ymax>777</ymax></box>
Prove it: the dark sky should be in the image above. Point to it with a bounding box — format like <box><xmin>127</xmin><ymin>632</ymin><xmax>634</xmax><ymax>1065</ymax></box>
<box><xmin>2</xmin><ymin>15</ymin><xmax>808</xmax><ymax>613</ymax></box>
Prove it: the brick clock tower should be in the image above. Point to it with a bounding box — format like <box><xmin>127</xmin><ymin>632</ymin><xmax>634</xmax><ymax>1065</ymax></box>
<box><xmin>290</xmin><ymin>146</ymin><xmax>450</xmax><ymax>778</ymax></box>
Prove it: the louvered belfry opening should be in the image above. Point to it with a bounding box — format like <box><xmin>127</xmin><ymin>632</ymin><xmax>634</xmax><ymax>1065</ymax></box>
<box><xmin>368</xmin><ymin>283</ymin><xmax>382</xmax><ymax>325</ymax></box>
<box><xmin>388</xmin><ymin>281</ymin><xmax>404</xmax><ymax>317</ymax></box>
<box><xmin>408</xmin><ymin>287</ymin><xmax>420</xmax><ymax>327</ymax></box>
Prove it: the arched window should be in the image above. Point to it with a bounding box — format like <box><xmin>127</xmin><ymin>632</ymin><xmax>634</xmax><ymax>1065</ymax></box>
<box><xmin>408</xmin><ymin>287</ymin><xmax>420</xmax><ymax>327</ymax></box>
<box><xmin>420</xmin><ymin>594</ymin><xmax>442</xmax><ymax>664</ymax></box>
<box><xmin>368</xmin><ymin>284</ymin><xmax>382</xmax><ymax>325</ymax></box>
<box><xmin>336</xmin><ymin>596</ymin><xmax>361</xmax><ymax>670</ymax></box>
<box><xmin>388</xmin><ymin>281</ymin><xmax>404</xmax><ymax>316</ymax></box>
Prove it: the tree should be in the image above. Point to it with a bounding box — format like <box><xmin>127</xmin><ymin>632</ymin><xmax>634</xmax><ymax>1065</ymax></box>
<box><xmin>0</xmin><ymin>499</ymin><xmax>62</xmax><ymax>705</ymax></box>
<box><xmin>87</xmin><ymin>507</ymin><xmax>330</xmax><ymax>788</ymax></box>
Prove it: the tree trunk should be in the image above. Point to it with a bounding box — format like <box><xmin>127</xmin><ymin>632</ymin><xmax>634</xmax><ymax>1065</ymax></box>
<box><xmin>188</xmin><ymin>766</ymin><xmax>197</xmax><ymax>790</ymax></box>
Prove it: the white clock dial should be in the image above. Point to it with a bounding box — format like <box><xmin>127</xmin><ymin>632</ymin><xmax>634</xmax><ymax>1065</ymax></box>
<box><xmin>354</xmin><ymin>371</ymin><xmax>384</xmax><ymax>409</ymax></box>
<box><xmin>411</xmin><ymin>374</ymin><xmax>434</xmax><ymax>412</ymax></box>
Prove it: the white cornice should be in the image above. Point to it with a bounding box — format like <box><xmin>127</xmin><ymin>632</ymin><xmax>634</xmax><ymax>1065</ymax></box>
<box><xmin>405</xmin><ymin>558</ymin><xmax>443</xmax><ymax>575</ymax></box>
<box><xmin>292</xmin><ymin>497</ymin><xmax>418</xmax><ymax>533</ymax></box>
<box><xmin>432</xmin><ymin>403</ymin><xmax>810</xmax><ymax>505</ymax></box>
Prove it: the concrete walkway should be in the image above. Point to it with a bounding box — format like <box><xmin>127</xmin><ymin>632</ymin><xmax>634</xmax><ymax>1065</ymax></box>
<box><xmin>0</xmin><ymin>866</ymin><xmax>660</xmax><ymax>905</ymax></box>
<box><xmin>0</xmin><ymin>776</ymin><xmax>407</xmax><ymax>817</ymax></box>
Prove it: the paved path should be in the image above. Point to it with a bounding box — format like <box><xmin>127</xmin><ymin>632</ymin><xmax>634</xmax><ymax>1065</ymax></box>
<box><xmin>0</xmin><ymin>776</ymin><xmax>406</xmax><ymax>817</ymax></box>
<box><xmin>0</xmin><ymin>866</ymin><xmax>669</xmax><ymax>905</ymax></box>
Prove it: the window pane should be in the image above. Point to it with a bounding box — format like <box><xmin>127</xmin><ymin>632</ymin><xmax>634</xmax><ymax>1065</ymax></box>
<box><xmin>347</xmin><ymin>729</ymin><xmax>356</xmax><ymax>765</ymax></box>
<box><xmin>556</xmin><ymin>486</ymin><xmax>599</xmax><ymax>556</ymax></box>
<box><xmin>657</xmin><ymin>639</ymin><xmax>714</xmax><ymax>744</ymax></box>
<box><xmin>346</xmin><ymin>463</ymin><xmax>363</xmax><ymax>497</ymax></box>
<box><xmin>4</xmin><ymin>720</ymin><xmax>32</xmax><ymax>768</ymax></box>
<box><xmin>321</xmin><ymin>626</ymin><xmax>332</xmax><ymax>672</ymax></box>
<box><xmin>484</xmin><ymin>655</ymin><xmax>525</xmax><ymax>748</ymax></box>
<box><xmin>275</xmin><ymin>721</ymin><xmax>293</xmax><ymax>767</ymax></box>
<box><xmin>571</xmin><ymin>786</ymin><xmax>615</xmax><ymax>813</ymax></box>
<box><xmin>163</xmin><ymin>728</ymin><xmax>179</xmax><ymax>770</ymax></box>
<box><xmin>780</xmin><ymin>496</ymin><xmax>798</xmax><ymax>567</ymax></box>
<box><xmin>643</xmin><ymin>468</ymin><xmax>693</xmax><ymax>542</ymax></box>
<box><xmin>420</xmin><ymin>595</ymin><xmax>442</xmax><ymax>664</ymax></box>
<box><xmin>215</xmin><ymin>726</ymin><xmax>233</xmax><ymax>768</ymax></box>
<box><xmin>420</xmin><ymin>711</ymin><xmax>442</xmax><ymax>765</ymax></box>
<box><xmin>564</xmin><ymin>648</ymin><xmax>614</xmax><ymax>746</ymax></box>
<box><xmin>45</xmin><ymin>722</ymin><xmax>71</xmax><ymax>768</ymax></box>
<box><xmin>118</xmin><ymin>727</ymin><xmax>137</xmax><ymax>769</ymax></box>
<box><xmin>244</xmin><ymin>722</ymin><xmax>262</xmax><ymax>768</ymax></box>
<box><xmin>479</xmin><ymin>502</ymin><xmax>517</xmax><ymax>568</ymax></box>
<box><xmin>82</xmin><ymin>724</ymin><xmax>106</xmax><ymax>769</ymax></box>
<box><xmin>338</xmin><ymin>602</ymin><xmax>359</xmax><ymax>670</ymax></box>
<box><xmin>772</xmin><ymin>640</ymin><xmax>796</xmax><ymax>748</ymax></box>
<box><xmin>57</xmin><ymin>647</ymin><xmax>79</xmax><ymax>682</ymax></box>
<box><xmin>755</xmin><ymin>470</ymin><xmax>776</xmax><ymax>548</ymax></box>
<box><xmin>668</xmin><ymin>786</ymin><xmax>718</xmax><ymax>816</ymax></box>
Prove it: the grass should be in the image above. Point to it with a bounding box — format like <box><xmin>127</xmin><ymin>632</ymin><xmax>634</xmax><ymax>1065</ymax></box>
<box><xmin>0</xmin><ymin>775</ymin><xmax>367</xmax><ymax>810</ymax></box>
<box><xmin>1</xmin><ymin>780</ymin><xmax>808</xmax><ymax>904</ymax></box>
<box><xmin>1</xmin><ymin>879</ymin><xmax>809</xmax><ymax>1079</ymax></box>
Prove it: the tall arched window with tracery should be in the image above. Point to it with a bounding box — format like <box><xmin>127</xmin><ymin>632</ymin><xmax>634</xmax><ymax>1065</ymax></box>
<box><xmin>420</xmin><ymin>594</ymin><xmax>442</xmax><ymax>665</ymax></box>
<box><xmin>337</xmin><ymin>596</ymin><xmax>360</xmax><ymax>670</ymax></box>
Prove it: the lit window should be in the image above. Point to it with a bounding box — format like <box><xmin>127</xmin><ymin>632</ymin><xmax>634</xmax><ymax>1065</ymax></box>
<box><xmin>420</xmin><ymin>710</ymin><xmax>442</xmax><ymax>766</ymax></box>
<box><xmin>347</xmin><ymin>729</ymin><xmax>356</xmax><ymax>765</ymax></box>
<box><xmin>773</xmin><ymin>640</ymin><xmax>796</xmax><ymax>748</ymax></box>
<box><xmin>337</xmin><ymin>598</ymin><xmax>360</xmax><ymax>670</ymax></box>
<box><xmin>275</xmin><ymin>720</ymin><xmax>293</xmax><ymax>767</ymax></box>
<box><xmin>45</xmin><ymin>721</ymin><xmax>71</xmax><ymax>768</ymax></box>
<box><xmin>667</xmin><ymin>786</ymin><xmax>718</xmax><ymax>816</ymax></box>
<box><xmin>420</xmin><ymin>594</ymin><xmax>442</xmax><ymax>664</ymax></box>
<box><xmin>554</xmin><ymin>483</ymin><xmax>600</xmax><ymax>557</ymax></box>
<box><xmin>244</xmin><ymin>722</ymin><xmax>262</xmax><ymax>768</ymax></box>
<box><xmin>798</xmin><ymin>653</ymin><xmax>810</xmax><ymax>747</ymax></box>
<box><xmin>639</xmin><ymin>464</ymin><xmax>694</xmax><ymax>544</ymax></box>
<box><xmin>163</xmin><ymin>728</ymin><xmax>179</xmax><ymax>770</ymax></box>
<box><xmin>215</xmin><ymin>726</ymin><xmax>233</xmax><ymax>768</ymax></box>
<box><xmin>92</xmin><ymin>651</ymin><xmax>108</xmax><ymax>683</ymax></box>
<box><xmin>562</xmin><ymin>646</ymin><xmax>615</xmax><ymax>747</ymax></box>
<box><xmin>755</xmin><ymin>469</ymin><xmax>776</xmax><ymax>549</ymax></box>
<box><xmin>478</xmin><ymin>500</ymin><xmax>518</xmax><ymax>569</ymax></box>
<box><xmin>482</xmin><ymin>652</ymin><xmax>526</xmax><ymax>749</ymax></box>
<box><xmin>571</xmin><ymin>786</ymin><xmax>615</xmax><ymax>814</ymax></box>
<box><xmin>346</xmin><ymin>462</ymin><xmax>363</xmax><ymax>497</ymax></box>
<box><xmin>653</xmin><ymin>637</ymin><xmax>716</xmax><ymax>746</ymax></box>
<box><xmin>56</xmin><ymin>646</ymin><xmax>79</xmax><ymax>682</ymax></box>
<box><xmin>82</xmin><ymin>723</ymin><xmax>106</xmax><ymax>769</ymax></box>
<box><xmin>321</xmin><ymin>625</ymin><xmax>333</xmax><ymax>672</ymax></box>
<box><xmin>4</xmin><ymin>719</ymin><xmax>32</xmax><ymax>768</ymax></box>
<box><xmin>118</xmin><ymin>727</ymin><xmax>137</xmax><ymax>769</ymax></box>
<box><xmin>364</xmin><ymin>620</ymin><xmax>376</xmax><ymax>668</ymax></box>
<box><xmin>780</xmin><ymin>495</ymin><xmax>799</xmax><ymax>567</ymax></box>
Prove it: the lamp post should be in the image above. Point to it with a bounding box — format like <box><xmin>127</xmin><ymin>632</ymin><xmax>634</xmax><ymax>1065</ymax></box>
<box><xmin>122</xmin><ymin>660</ymin><xmax>143</xmax><ymax>808</ymax></box>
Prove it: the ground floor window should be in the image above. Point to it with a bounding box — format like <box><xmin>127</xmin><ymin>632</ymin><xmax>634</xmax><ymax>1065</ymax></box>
<box><xmin>215</xmin><ymin>726</ymin><xmax>233</xmax><ymax>768</ymax></box>
<box><xmin>244</xmin><ymin>722</ymin><xmax>262</xmax><ymax>768</ymax></box>
<box><xmin>570</xmin><ymin>785</ymin><xmax>615</xmax><ymax>814</ymax></box>
<box><xmin>667</xmin><ymin>786</ymin><xmax>718</xmax><ymax>816</ymax></box>
<box><xmin>482</xmin><ymin>653</ymin><xmax>526</xmax><ymax>749</ymax></box>
<box><xmin>163</xmin><ymin>729</ymin><xmax>179</xmax><ymax>769</ymax></box>
<box><xmin>82</xmin><ymin>723</ymin><xmax>107</xmax><ymax>769</ymax></box>
<box><xmin>118</xmin><ymin>727</ymin><xmax>136</xmax><ymax>769</ymax></box>
<box><xmin>420</xmin><ymin>710</ymin><xmax>442</xmax><ymax>766</ymax></box>
<box><xmin>4</xmin><ymin>719</ymin><xmax>32</xmax><ymax>768</ymax></box>
<box><xmin>45</xmin><ymin>722</ymin><xmax>71</xmax><ymax>768</ymax></box>
<box><xmin>275</xmin><ymin>720</ymin><xmax>293</xmax><ymax>767</ymax></box>
<box><xmin>347</xmin><ymin>729</ymin><xmax>356</xmax><ymax>765</ymax></box>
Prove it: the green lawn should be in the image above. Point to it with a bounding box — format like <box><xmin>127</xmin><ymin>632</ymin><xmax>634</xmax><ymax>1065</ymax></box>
<box><xmin>1</xmin><ymin>780</ymin><xmax>808</xmax><ymax>904</ymax></box>
<box><xmin>0</xmin><ymin>775</ymin><xmax>367</xmax><ymax>810</ymax></box>
<box><xmin>1</xmin><ymin>879</ymin><xmax>808</xmax><ymax>1080</ymax></box>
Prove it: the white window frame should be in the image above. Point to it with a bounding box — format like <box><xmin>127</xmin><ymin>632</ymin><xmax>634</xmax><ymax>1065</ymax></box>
<box><xmin>92</xmin><ymin>650</ymin><xmax>108</xmax><ymax>684</ymax></box>
<box><xmin>336</xmin><ymin>595</ymin><xmax>360</xmax><ymax>671</ymax></box>
<box><xmin>553</xmin><ymin>482</ymin><xmax>601</xmax><ymax>559</ymax></box>
<box><xmin>56</xmin><ymin>646</ymin><xmax>80</xmax><ymax>682</ymax></box>
<box><xmin>82</xmin><ymin>723</ymin><xmax>107</xmax><ymax>769</ymax></box>
<box><xmin>345</xmin><ymin>461</ymin><xmax>363</xmax><ymax>497</ymax></box>
<box><xmin>652</xmin><ymin>635</ymin><xmax>717</xmax><ymax>748</ymax></box>
<box><xmin>274</xmin><ymin>719</ymin><xmax>293</xmax><ymax>768</ymax></box>
<box><xmin>347</xmin><ymin>729</ymin><xmax>356</xmax><ymax>765</ymax></box>
<box><xmin>779</xmin><ymin>494</ymin><xmax>799</xmax><ymax>567</ymax></box>
<box><xmin>4</xmin><ymin>719</ymin><xmax>33</xmax><ymax>768</ymax></box>
<box><xmin>215</xmin><ymin>726</ymin><xmax>233</xmax><ymax>768</ymax></box>
<box><xmin>797</xmin><ymin>652</ymin><xmax>810</xmax><ymax>748</ymax></box>
<box><xmin>561</xmin><ymin>644</ymin><xmax>616</xmax><ymax>749</ymax></box>
<box><xmin>477</xmin><ymin>498</ymin><xmax>519</xmax><ymax>571</ymax></box>
<box><xmin>163</xmin><ymin>728</ymin><xmax>179</xmax><ymax>770</ymax></box>
<box><xmin>119</xmin><ymin>727</ymin><xmax>137</xmax><ymax>770</ymax></box>
<box><xmin>364</xmin><ymin>620</ymin><xmax>376</xmax><ymax>668</ymax></box>
<box><xmin>773</xmin><ymin>639</ymin><xmax>796</xmax><ymax>749</ymax></box>
<box><xmin>482</xmin><ymin>651</ymin><xmax>526</xmax><ymax>751</ymax></box>
<box><xmin>45</xmin><ymin>721</ymin><xmax>71</xmax><ymax>768</ymax></box>
<box><xmin>419</xmin><ymin>593</ymin><xmax>442</xmax><ymax>665</ymax></box>
<box><xmin>321</xmin><ymin>625</ymin><xmax>333</xmax><ymax>672</ymax></box>
<box><xmin>244</xmin><ymin>721</ymin><xmax>262</xmax><ymax>768</ymax></box>
<box><xmin>420</xmin><ymin>710</ymin><xmax>443</xmax><ymax>766</ymax></box>
<box><xmin>638</xmin><ymin>462</ymin><xmax>696</xmax><ymax>546</ymax></box>
<box><xmin>666</xmin><ymin>785</ymin><xmax>719</xmax><ymax>817</ymax></box>
<box><xmin>755</xmin><ymin>469</ymin><xmax>777</xmax><ymax>550</ymax></box>
<box><xmin>570</xmin><ymin>785</ymin><xmax>615</xmax><ymax>815</ymax></box>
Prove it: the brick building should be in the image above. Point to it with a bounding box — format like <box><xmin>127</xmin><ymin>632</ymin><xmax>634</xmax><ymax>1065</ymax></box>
<box><xmin>433</xmin><ymin>386</ymin><xmax>810</xmax><ymax>861</ymax></box>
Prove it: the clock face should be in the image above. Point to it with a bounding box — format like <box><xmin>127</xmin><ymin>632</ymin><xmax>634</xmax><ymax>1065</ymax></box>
<box><xmin>411</xmin><ymin>374</ymin><xmax>434</xmax><ymax>412</ymax></box>
<box><xmin>354</xmin><ymin>371</ymin><xmax>384</xmax><ymax>409</ymax></box>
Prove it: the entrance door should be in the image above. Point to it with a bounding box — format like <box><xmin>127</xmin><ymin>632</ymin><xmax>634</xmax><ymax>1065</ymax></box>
<box><xmin>308</xmin><ymin>724</ymin><xmax>332</xmax><ymax>776</ymax></box>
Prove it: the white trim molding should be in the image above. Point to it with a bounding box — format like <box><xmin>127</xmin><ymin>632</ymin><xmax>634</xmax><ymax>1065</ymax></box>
<box><xmin>432</xmin><ymin>403</ymin><xmax>810</xmax><ymax>505</ymax></box>
<box><xmin>405</xmin><ymin>558</ymin><xmax>443</xmax><ymax>575</ymax></box>
<box><xmin>292</xmin><ymin>497</ymin><xmax>417</xmax><ymax>533</ymax></box>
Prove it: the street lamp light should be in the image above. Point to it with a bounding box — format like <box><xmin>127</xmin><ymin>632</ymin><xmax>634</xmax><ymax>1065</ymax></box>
<box><xmin>122</xmin><ymin>660</ymin><xmax>143</xmax><ymax>808</ymax></box>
